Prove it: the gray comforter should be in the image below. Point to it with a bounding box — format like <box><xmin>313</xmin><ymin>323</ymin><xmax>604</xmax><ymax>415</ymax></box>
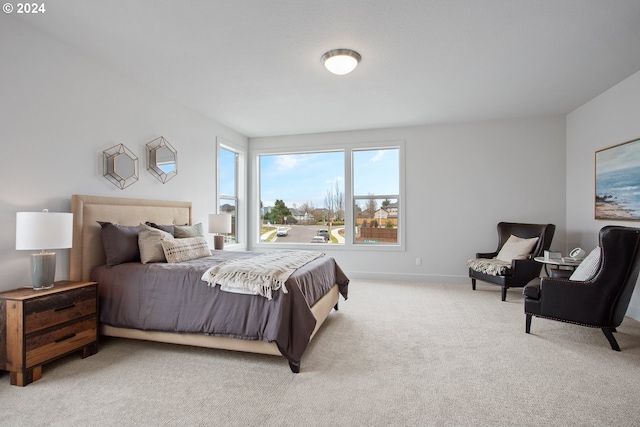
<box><xmin>90</xmin><ymin>251</ymin><xmax>349</xmax><ymax>368</ymax></box>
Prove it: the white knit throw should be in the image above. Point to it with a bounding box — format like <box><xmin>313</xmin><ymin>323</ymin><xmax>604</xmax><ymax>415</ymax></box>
<box><xmin>467</xmin><ymin>258</ymin><xmax>511</xmax><ymax>276</ymax></box>
<box><xmin>201</xmin><ymin>251</ymin><xmax>325</xmax><ymax>300</ymax></box>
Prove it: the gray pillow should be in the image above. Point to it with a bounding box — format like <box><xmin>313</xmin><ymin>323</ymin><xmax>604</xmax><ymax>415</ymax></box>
<box><xmin>174</xmin><ymin>223</ymin><xmax>204</xmax><ymax>238</ymax></box>
<box><xmin>138</xmin><ymin>223</ymin><xmax>174</xmax><ymax>264</ymax></box>
<box><xmin>97</xmin><ymin>221</ymin><xmax>140</xmax><ymax>266</ymax></box>
<box><xmin>144</xmin><ymin>221</ymin><xmax>175</xmax><ymax>236</ymax></box>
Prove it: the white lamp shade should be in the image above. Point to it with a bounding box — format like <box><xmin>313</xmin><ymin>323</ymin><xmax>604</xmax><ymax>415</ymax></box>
<box><xmin>16</xmin><ymin>211</ymin><xmax>73</xmax><ymax>250</ymax></box>
<box><xmin>208</xmin><ymin>213</ymin><xmax>232</xmax><ymax>234</ymax></box>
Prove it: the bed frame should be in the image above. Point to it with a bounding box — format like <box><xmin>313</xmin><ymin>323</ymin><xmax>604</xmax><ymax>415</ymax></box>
<box><xmin>69</xmin><ymin>194</ymin><xmax>339</xmax><ymax>371</ymax></box>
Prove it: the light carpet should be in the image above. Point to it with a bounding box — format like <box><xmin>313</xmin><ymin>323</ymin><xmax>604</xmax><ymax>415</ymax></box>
<box><xmin>2</xmin><ymin>280</ymin><xmax>640</xmax><ymax>427</ymax></box>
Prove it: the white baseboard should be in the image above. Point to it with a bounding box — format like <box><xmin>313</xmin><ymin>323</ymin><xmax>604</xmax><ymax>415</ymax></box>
<box><xmin>344</xmin><ymin>271</ymin><xmax>468</xmax><ymax>284</ymax></box>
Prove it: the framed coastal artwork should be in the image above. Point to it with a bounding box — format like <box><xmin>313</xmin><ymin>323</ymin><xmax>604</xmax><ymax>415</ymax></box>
<box><xmin>595</xmin><ymin>137</ymin><xmax>640</xmax><ymax>220</ymax></box>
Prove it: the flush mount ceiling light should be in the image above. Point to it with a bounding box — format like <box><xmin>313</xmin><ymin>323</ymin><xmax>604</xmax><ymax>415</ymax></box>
<box><xmin>321</xmin><ymin>49</ymin><xmax>361</xmax><ymax>75</ymax></box>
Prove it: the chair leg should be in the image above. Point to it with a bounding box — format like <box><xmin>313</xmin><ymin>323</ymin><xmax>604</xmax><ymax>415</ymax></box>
<box><xmin>525</xmin><ymin>314</ymin><xmax>532</xmax><ymax>333</ymax></box>
<box><xmin>501</xmin><ymin>286</ymin><xmax>507</xmax><ymax>301</ymax></box>
<box><xmin>471</xmin><ymin>278</ymin><xmax>476</xmax><ymax>291</ymax></box>
<box><xmin>602</xmin><ymin>328</ymin><xmax>621</xmax><ymax>351</ymax></box>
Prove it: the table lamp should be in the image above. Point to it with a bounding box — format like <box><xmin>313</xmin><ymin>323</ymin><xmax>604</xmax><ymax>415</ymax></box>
<box><xmin>16</xmin><ymin>209</ymin><xmax>73</xmax><ymax>290</ymax></box>
<box><xmin>208</xmin><ymin>213</ymin><xmax>232</xmax><ymax>250</ymax></box>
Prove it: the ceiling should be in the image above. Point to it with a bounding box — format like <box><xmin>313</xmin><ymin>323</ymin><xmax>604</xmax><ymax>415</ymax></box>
<box><xmin>18</xmin><ymin>0</ymin><xmax>640</xmax><ymax>137</ymax></box>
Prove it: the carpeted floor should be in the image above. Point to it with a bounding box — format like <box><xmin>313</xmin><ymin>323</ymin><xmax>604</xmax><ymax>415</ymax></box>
<box><xmin>3</xmin><ymin>279</ymin><xmax>640</xmax><ymax>427</ymax></box>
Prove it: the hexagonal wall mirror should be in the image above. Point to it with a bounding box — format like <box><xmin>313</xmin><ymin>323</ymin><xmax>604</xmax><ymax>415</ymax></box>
<box><xmin>103</xmin><ymin>143</ymin><xmax>139</xmax><ymax>189</ymax></box>
<box><xmin>146</xmin><ymin>136</ymin><xmax>177</xmax><ymax>183</ymax></box>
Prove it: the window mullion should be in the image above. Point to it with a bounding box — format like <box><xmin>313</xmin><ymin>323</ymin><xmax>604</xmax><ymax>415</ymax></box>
<box><xmin>344</xmin><ymin>148</ymin><xmax>353</xmax><ymax>246</ymax></box>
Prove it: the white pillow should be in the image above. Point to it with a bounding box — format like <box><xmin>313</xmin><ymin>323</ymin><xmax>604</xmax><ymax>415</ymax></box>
<box><xmin>138</xmin><ymin>223</ymin><xmax>174</xmax><ymax>264</ymax></box>
<box><xmin>496</xmin><ymin>235</ymin><xmax>540</xmax><ymax>262</ymax></box>
<box><xmin>569</xmin><ymin>247</ymin><xmax>600</xmax><ymax>281</ymax></box>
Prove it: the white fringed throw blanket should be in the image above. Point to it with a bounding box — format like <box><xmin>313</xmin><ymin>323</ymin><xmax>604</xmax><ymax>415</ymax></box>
<box><xmin>467</xmin><ymin>258</ymin><xmax>511</xmax><ymax>276</ymax></box>
<box><xmin>201</xmin><ymin>250</ymin><xmax>325</xmax><ymax>300</ymax></box>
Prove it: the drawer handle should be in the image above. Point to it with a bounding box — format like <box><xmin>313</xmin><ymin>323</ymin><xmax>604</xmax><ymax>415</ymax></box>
<box><xmin>55</xmin><ymin>333</ymin><xmax>76</xmax><ymax>343</ymax></box>
<box><xmin>54</xmin><ymin>304</ymin><xmax>76</xmax><ymax>312</ymax></box>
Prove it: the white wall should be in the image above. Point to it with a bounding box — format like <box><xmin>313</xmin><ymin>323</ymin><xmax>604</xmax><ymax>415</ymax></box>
<box><xmin>249</xmin><ymin>116</ymin><xmax>567</xmax><ymax>284</ymax></box>
<box><xmin>567</xmin><ymin>70</ymin><xmax>640</xmax><ymax>320</ymax></box>
<box><xmin>1</xmin><ymin>16</ymin><xmax>569</xmax><ymax>302</ymax></box>
<box><xmin>0</xmin><ymin>18</ymin><xmax>247</xmax><ymax>292</ymax></box>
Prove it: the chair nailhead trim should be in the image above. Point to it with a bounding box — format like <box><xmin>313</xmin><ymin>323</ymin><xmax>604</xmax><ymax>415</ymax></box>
<box><xmin>525</xmin><ymin>312</ymin><xmax>614</xmax><ymax>329</ymax></box>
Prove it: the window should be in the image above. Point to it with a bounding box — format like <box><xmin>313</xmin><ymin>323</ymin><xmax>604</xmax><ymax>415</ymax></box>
<box><xmin>218</xmin><ymin>143</ymin><xmax>239</xmax><ymax>244</ymax></box>
<box><xmin>353</xmin><ymin>148</ymin><xmax>400</xmax><ymax>245</ymax></box>
<box><xmin>255</xmin><ymin>141</ymin><xmax>403</xmax><ymax>248</ymax></box>
<box><xmin>259</xmin><ymin>151</ymin><xmax>345</xmax><ymax>244</ymax></box>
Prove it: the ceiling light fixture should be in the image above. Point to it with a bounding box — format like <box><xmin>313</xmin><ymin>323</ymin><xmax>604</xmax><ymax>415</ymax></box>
<box><xmin>321</xmin><ymin>49</ymin><xmax>361</xmax><ymax>75</ymax></box>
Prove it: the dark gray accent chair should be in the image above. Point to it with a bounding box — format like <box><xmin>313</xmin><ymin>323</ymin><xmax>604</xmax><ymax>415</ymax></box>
<box><xmin>524</xmin><ymin>225</ymin><xmax>640</xmax><ymax>351</ymax></box>
<box><xmin>469</xmin><ymin>222</ymin><xmax>556</xmax><ymax>301</ymax></box>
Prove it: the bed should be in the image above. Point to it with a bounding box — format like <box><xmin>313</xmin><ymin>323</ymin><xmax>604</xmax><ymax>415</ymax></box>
<box><xmin>69</xmin><ymin>194</ymin><xmax>349</xmax><ymax>372</ymax></box>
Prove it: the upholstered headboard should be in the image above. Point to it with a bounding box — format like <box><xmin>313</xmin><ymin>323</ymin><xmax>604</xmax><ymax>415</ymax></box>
<box><xmin>70</xmin><ymin>194</ymin><xmax>192</xmax><ymax>281</ymax></box>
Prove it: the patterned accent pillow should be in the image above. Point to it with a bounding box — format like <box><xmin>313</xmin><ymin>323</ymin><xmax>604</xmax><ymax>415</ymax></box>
<box><xmin>161</xmin><ymin>236</ymin><xmax>211</xmax><ymax>263</ymax></box>
<box><xmin>174</xmin><ymin>223</ymin><xmax>204</xmax><ymax>238</ymax></box>
<box><xmin>569</xmin><ymin>247</ymin><xmax>600</xmax><ymax>281</ymax></box>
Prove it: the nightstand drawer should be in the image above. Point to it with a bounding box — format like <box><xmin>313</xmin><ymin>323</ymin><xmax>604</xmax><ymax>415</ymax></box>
<box><xmin>24</xmin><ymin>285</ymin><xmax>96</xmax><ymax>334</ymax></box>
<box><xmin>25</xmin><ymin>316</ymin><xmax>97</xmax><ymax>368</ymax></box>
<box><xmin>1</xmin><ymin>281</ymin><xmax>98</xmax><ymax>386</ymax></box>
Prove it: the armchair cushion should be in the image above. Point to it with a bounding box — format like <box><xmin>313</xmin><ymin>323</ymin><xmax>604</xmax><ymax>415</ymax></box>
<box><xmin>569</xmin><ymin>247</ymin><xmax>600</xmax><ymax>281</ymax></box>
<box><xmin>496</xmin><ymin>235</ymin><xmax>539</xmax><ymax>262</ymax></box>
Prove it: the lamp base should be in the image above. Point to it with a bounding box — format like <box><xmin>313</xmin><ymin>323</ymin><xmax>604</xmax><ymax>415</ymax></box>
<box><xmin>214</xmin><ymin>235</ymin><xmax>225</xmax><ymax>250</ymax></box>
<box><xmin>31</xmin><ymin>252</ymin><xmax>56</xmax><ymax>290</ymax></box>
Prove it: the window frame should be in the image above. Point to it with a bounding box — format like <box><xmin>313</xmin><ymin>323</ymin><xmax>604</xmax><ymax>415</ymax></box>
<box><xmin>252</xmin><ymin>140</ymin><xmax>405</xmax><ymax>251</ymax></box>
<box><xmin>217</xmin><ymin>137</ymin><xmax>245</xmax><ymax>248</ymax></box>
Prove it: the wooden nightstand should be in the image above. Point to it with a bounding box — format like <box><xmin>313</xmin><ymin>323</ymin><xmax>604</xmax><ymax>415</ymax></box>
<box><xmin>0</xmin><ymin>280</ymin><xmax>98</xmax><ymax>386</ymax></box>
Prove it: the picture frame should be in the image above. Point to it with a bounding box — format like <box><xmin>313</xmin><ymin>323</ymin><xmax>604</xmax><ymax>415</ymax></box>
<box><xmin>595</xmin><ymin>137</ymin><xmax>640</xmax><ymax>220</ymax></box>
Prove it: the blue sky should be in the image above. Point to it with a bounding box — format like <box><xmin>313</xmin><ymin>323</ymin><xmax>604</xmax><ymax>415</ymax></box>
<box><xmin>259</xmin><ymin>149</ymin><xmax>399</xmax><ymax>209</ymax></box>
<box><xmin>219</xmin><ymin>148</ymin><xmax>237</xmax><ymax>197</ymax></box>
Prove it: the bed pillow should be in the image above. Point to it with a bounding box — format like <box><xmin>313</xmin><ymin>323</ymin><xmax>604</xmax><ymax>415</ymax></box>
<box><xmin>569</xmin><ymin>247</ymin><xmax>601</xmax><ymax>281</ymax></box>
<box><xmin>496</xmin><ymin>235</ymin><xmax>539</xmax><ymax>262</ymax></box>
<box><xmin>145</xmin><ymin>221</ymin><xmax>175</xmax><ymax>236</ymax></box>
<box><xmin>161</xmin><ymin>236</ymin><xmax>211</xmax><ymax>263</ymax></box>
<box><xmin>174</xmin><ymin>223</ymin><xmax>204</xmax><ymax>238</ymax></box>
<box><xmin>97</xmin><ymin>221</ymin><xmax>141</xmax><ymax>266</ymax></box>
<box><xmin>138</xmin><ymin>223</ymin><xmax>174</xmax><ymax>264</ymax></box>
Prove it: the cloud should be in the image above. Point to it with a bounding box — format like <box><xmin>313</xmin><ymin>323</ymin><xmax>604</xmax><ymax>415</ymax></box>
<box><xmin>371</xmin><ymin>150</ymin><xmax>385</xmax><ymax>162</ymax></box>
<box><xmin>597</xmin><ymin>140</ymin><xmax>640</xmax><ymax>174</ymax></box>
<box><xmin>274</xmin><ymin>154</ymin><xmax>302</xmax><ymax>171</ymax></box>
<box><xmin>325</xmin><ymin>176</ymin><xmax>344</xmax><ymax>185</ymax></box>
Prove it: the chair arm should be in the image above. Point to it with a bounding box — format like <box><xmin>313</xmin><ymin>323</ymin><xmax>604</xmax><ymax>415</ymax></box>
<box><xmin>510</xmin><ymin>258</ymin><xmax>543</xmax><ymax>280</ymax></box>
<box><xmin>537</xmin><ymin>277</ymin><xmax>608</xmax><ymax>325</ymax></box>
<box><xmin>476</xmin><ymin>251</ymin><xmax>498</xmax><ymax>259</ymax></box>
<box><xmin>539</xmin><ymin>276</ymin><xmax>590</xmax><ymax>299</ymax></box>
<box><xmin>548</xmin><ymin>269</ymin><xmax>573</xmax><ymax>279</ymax></box>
